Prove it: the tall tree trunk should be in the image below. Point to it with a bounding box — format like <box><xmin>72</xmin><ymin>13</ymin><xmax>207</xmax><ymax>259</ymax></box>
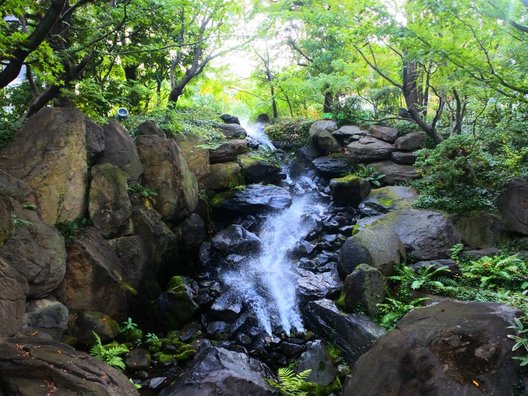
<box><xmin>323</xmin><ymin>89</ymin><xmax>334</xmax><ymax>113</ymax></box>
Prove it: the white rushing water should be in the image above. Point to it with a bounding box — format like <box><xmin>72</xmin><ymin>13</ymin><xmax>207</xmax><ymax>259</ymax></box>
<box><xmin>242</xmin><ymin>120</ymin><xmax>275</xmax><ymax>150</ymax></box>
<box><xmin>222</xmin><ymin>195</ymin><xmax>311</xmax><ymax>335</ymax></box>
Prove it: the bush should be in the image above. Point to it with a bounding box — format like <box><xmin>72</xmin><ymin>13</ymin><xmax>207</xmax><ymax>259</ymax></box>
<box><xmin>265</xmin><ymin>119</ymin><xmax>312</xmax><ymax>147</ymax></box>
<box><xmin>331</xmin><ymin>96</ymin><xmax>372</xmax><ymax>126</ymax></box>
<box><xmin>413</xmin><ymin>134</ymin><xmax>504</xmax><ymax>213</ymax></box>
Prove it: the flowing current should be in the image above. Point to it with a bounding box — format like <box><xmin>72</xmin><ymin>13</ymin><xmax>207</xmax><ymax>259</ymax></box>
<box><xmin>221</xmin><ymin>125</ymin><xmax>324</xmax><ymax>334</ymax></box>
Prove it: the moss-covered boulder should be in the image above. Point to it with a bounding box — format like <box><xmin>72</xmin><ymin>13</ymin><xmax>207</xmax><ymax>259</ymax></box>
<box><xmin>156</xmin><ymin>276</ymin><xmax>199</xmax><ymax>329</ymax></box>
<box><xmin>329</xmin><ymin>175</ymin><xmax>371</xmax><ymax>207</ymax></box>
<box><xmin>68</xmin><ymin>311</ymin><xmax>120</xmax><ymax>344</ymax></box>
<box><xmin>343</xmin><ymin>264</ymin><xmax>386</xmax><ymax>316</ymax></box>
<box><xmin>361</xmin><ymin>186</ymin><xmax>418</xmax><ymax>213</ymax></box>
<box><xmin>209</xmin><ymin>139</ymin><xmax>248</xmax><ymax>163</ymax></box>
<box><xmin>200</xmin><ymin>162</ymin><xmax>244</xmax><ymax>192</ymax></box>
<box><xmin>238</xmin><ymin>154</ymin><xmax>282</xmax><ymax>185</ymax></box>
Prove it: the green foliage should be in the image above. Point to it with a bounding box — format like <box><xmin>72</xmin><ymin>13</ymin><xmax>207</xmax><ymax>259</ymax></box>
<box><xmin>265</xmin><ymin>119</ymin><xmax>312</xmax><ymax>147</ymax></box>
<box><xmin>389</xmin><ymin>264</ymin><xmax>450</xmax><ymax>297</ymax></box>
<box><xmin>508</xmin><ymin>315</ymin><xmax>528</xmax><ymax>367</ymax></box>
<box><xmin>55</xmin><ymin>217</ymin><xmax>92</xmax><ymax>247</ymax></box>
<box><xmin>127</xmin><ymin>184</ymin><xmax>157</xmax><ymax>199</ymax></box>
<box><xmin>11</xmin><ymin>213</ymin><xmax>32</xmax><ymax>228</ymax></box>
<box><xmin>413</xmin><ymin>134</ymin><xmax>503</xmax><ymax>213</ymax></box>
<box><xmin>90</xmin><ymin>332</ymin><xmax>129</xmax><ymax>370</ymax></box>
<box><xmin>461</xmin><ymin>254</ymin><xmax>528</xmax><ymax>290</ymax></box>
<box><xmin>331</xmin><ymin>96</ymin><xmax>372</xmax><ymax>126</ymax></box>
<box><xmin>351</xmin><ymin>164</ymin><xmax>385</xmax><ymax>187</ymax></box>
<box><xmin>145</xmin><ymin>333</ymin><xmax>162</xmax><ymax>351</ymax></box>
<box><xmin>267</xmin><ymin>367</ymin><xmax>313</xmax><ymax>396</ymax></box>
<box><xmin>377</xmin><ymin>297</ymin><xmax>430</xmax><ymax>329</ymax></box>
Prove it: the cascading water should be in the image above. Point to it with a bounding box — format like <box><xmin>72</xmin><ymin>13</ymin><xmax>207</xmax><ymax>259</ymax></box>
<box><xmin>242</xmin><ymin>120</ymin><xmax>276</xmax><ymax>150</ymax></box>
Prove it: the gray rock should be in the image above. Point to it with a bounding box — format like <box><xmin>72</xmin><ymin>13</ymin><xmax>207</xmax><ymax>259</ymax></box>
<box><xmin>451</xmin><ymin>212</ymin><xmax>509</xmax><ymax>249</ymax></box>
<box><xmin>179</xmin><ymin>213</ymin><xmax>206</xmax><ymax>252</ymax></box>
<box><xmin>0</xmin><ymin>336</ymin><xmax>139</xmax><ymax>395</ymax></box>
<box><xmin>361</xmin><ymin>186</ymin><xmax>418</xmax><ymax>213</ymax></box>
<box><xmin>211</xmin><ymin>184</ymin><xmax>292</xmax><ymax>215</ymax></box>
<box><xmin>370</xmin><ymin>161</ymin><xmax>419</xmax><ymax>184</ymax></box>
<box><xmin>410</xmin><ymin>259</ymin><xmax>460</xmax><ymax>278</ymax></box>
<box><xmin>238</xmin><ymin>154</ymin><xmax>282</xmax><ymax>185</ymax></box>
<box><xmin>344</xmin><ymin>300</ymin><xmax>520</xmax><ymax>396</ymax></box>
<box><xmin>330</xmin><ymin>175</ymin><xmax>371</xmax><ymax>207</ymax></box>
<box><xmin>296</xmin><ymin>268</ymin><xmax>343</xmax><ymax>300</ymax></box>
<box><xmin>210</xmin><ymin>291</ymin><xmax>242</xmax><ymax>322</ymax></box>
<box><xmin>0</xmin><ymin>257</ymin><xmax>28</xmax><ymax>336</ymax></box>
<box><xmin>343</xmin><ymin>264</ymin><xmax>386</xmax><ymax>316</ymax></box>
<box><xmin>137</xmin><ymin>120</ymin><xmax>165</xmax><ymax>137</ymax></box>
<box><xmin>332</xmin><ymin>125</ymin><xmax>367</xmax><ymax>145</ymax></box>
<box><xmin>368</xmin><ymin>125</ymin><xmax>399</xmax><ymax>143</ymax></box>
<box><xmin>69</xmin><ymin>311</ymin><xmax>120</xmax><ymax>344</ymax></box>
<box><xmin>211</xmin><ymin>225</ymin><xmax>261</xmax><ymax>254</ymax></box>
<box><xmin>214</xmin><ymin>124</ymin><xmax>248</xmax><ymax>139</ymax></box>
<box><xmin>175</xmin><ymin>134</ymin><xmax>210</xmax><ymax>183</ymax></box>
<box><xmin>498</xmin><ymin>178</ymin><xmax>528</xmax><ymax>235</ymax></box>
<box><xmin>312</xmin><ymin>155</ymin><xmax>353</xmax><ymax>178</ymax></box>
<box><xmin>297</xmin><ymin>340</ymin><xmax>336</xmax><ymax>386</ymax></box>
<box><xmin>302</xmin><ymin>299</ymin><xmax>384</xmax><ymax>365</ymax></box>
<box><xmin>22</xmin><ymin>298</ymin><xmax>68</xmax><ymax>340</ymax></box>
<box><xmin>157</xmin><ymin>276</ymin><xmax>199</xmax><ymax>329</ymax></box>
<box><xmin>126</xmin><ymin>348</ymin><xmax>151</xmax><ymax>371</ymax></box>
<box><xmin>85</xmin><ymin>118</ymin><xmax>105</xmax><ymax>159</ymax></box>
<box><xmin>310</xmin><ymin>120</ymin><xmax>340</xmax><ymax>155</ymax></box>
<box><xmin>347</xmin><ymin>137</ymin><xmax>395</xmax><ymax>162</ymax></box>
<box><xmin>394</xmin><ymin>131</ymin><xmax>426</xmax><ymax>151</ymax></box>
<box><xmin>391</xmin><ymin>151</ymin><xmax>417</xmax><ymax>165</ymax></box>
<box><xmin>159</xmin><ymin>346</ymin><xmax>275</xmax><ymax>396</ymax></box>
<box><xmin>209</xmin><ymin>140</ymin><xmax>248</xmax><ymax>163</ymax></box>
<box><xmin>200</xmin><ymin>162</ymin><xmax>244</xmax><ymax>192</ymax></box>
<box><xmin>98</xmin><ymin>120</ymin><xmax>143</xmax><ymax>181</ymax></box>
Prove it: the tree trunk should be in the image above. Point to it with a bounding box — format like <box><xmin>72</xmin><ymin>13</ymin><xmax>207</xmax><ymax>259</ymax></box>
<box><xmin>323</xmin><ymin>90</ymin><xmax>334</xmax><ymax>113</ymax></box>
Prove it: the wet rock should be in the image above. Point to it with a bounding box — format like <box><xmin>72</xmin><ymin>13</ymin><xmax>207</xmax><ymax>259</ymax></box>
<box><xmin>297</xmin><ymin>340</ymin><xmax>336</xmax><ymax>386</ymax></box>
<box><xmin>343</xmin><ymin>264</ymin><xmax>386</xmax><ymax>316</ymax></box>
<box><xmin>0</xmin><ymin>107</ymin><xmax>88</xmax><ymax>224</ymax></box>
<box><xmin>238</xmin><ymin>154</ymin><xmax>282</xmax><ymax>185</ymax></box>
<box><xmin>215</xmin><ymin>124</ymin><xmax>248</xmax><ymax>139</ymax></box>
<box><xmin>56</xmin><ymin>227</ymin><xmax>129</xmax><ymax>318</ymax></box>
<box><xmin>200</xmin><ymin>162</ymin><xmax>244</xmax><ymax>192</ymax></box>
<box><xmin>498</xmin><ymin>178</ymin><xmax>528</xmax><ymax>235</ymax></box>
<box><xmin>178</xmin><ymin>213</ymin><xmax>206</xmax><ymax>252</ymax></box>
<box><xmin>21</xmin><ymin>298</ymin><xmax>68</xmax><ymax>340</ymax></box>
<box><xmin>89</xmin><ymin>163</ymin><xmax>132</xmax><ymax>238</ymax></box>
<box><xmin>339</xmin><ymin>226</ymin><xmax>405</xmax><ymax>278</ymax></box>
<box><xmin>332</xmin><ymin>125</ymin><xmax>367</xmax><ymax>145</ymax></box>
<box><xmin>410</xmin><ymin>259</ymin><xmax>460</xmax><ymax>278</ymax></box>
<box><xmin>159</xmin><ymin>346</ymin><xmax>275</xmax><ymax>396</ymax></box>
<box><xmin>210</xmin><ymin>291</ymin><xmax>243</xmax><ymax>322</ymax></box>
<box><xmin>205</xmin><ymin>320</ymin><xmax>232</xmax><ymax>340</ymax></box>
<box><xmin>98</xmin><ymin>120</ymin><xmax>143</xmax><ymax>181</ymax></box>
<box><xmin>312</xmin><ymin>155</ymin><xmax>353</xmax><ymax>178</ymax></box>
<box><xmin>211</xmin><ymin>184</ymin><xmax>292</xmax><ymax>215</ymax></box>
<box><xmin>69</xmin><ymin>311</ymin><xmax>120</xmax><ymax>344</ymax></box>
<box><xmin>211</xmin><ymin>224</ymin><xmax>261</xmax><ymax>255</ymax></box>
<box><xmin>329</xmin><ymin>175</ymin><xmax>371</xmax><ymax>207</ymax></box>
<box><xmin>126</xmin><ymin>348</ymin><xmax>151</xmax><ymax>371</ymax></box>
<box><xmin>0</xmin><ymin>336</ymin><xmax>139</xmax><ymax>395</ymax></box>
<box><xmin>344</xmin><ymin>300</ymin><xmax>520</xmax><ymax>396</ymax></box>
<box><xmin>360</xmin><ymin>186</ymin><xmax>418</xmax><ymax>213</ymax></box>
<box><xmin>370</xmin><ymin>160</ymin><xmax>419</xmax><ymax>184</ymax></box>
<box><xmin>297</xmin><ymin>145</ymin><xmax>320</xmax><ymax>162</ymax></box>
<box><xmin>220</xmin><ymin>114</ymin><xmax>241</xmax><ymax>125</ymax></box>
<box><xmin>110</xmin><ymin>235</ymin><xmax>148</xmax><ymax>290</ymax></box>
<box><xmin>302</xmin><ymin>299</ymin><xmax>384</xmax><ymax>365</ymax></box>
<box><xmin>394</xmin><ymin>131</ymin><xmax>426</xmax><ymax>151</ymax></box>
<box><xmin>451</xmin><ymin>212</ymin><xmax>508</xmax><ymax>249</ymax></box>
<box><xmin>346</xmin><ymin>137</ymin><xmax>395</xmax><ymax>162</ymax></box>
<box><xmin>157</xmin><ymin>276</ymin><xmax>199</xmax><ymax>329</ymax></box>
<box><xmin>310</xmin><ymin>120</ymin><xmax>341</xmax><ymax>155</ymax></box>
<box><xmin>210</xmin><ymin>140</ymin><xmax>248</xmax><ymax>164</ymax></box>
<box><xmin>85</xmin><ymin>117</ymin><xmax>105</xmax><ymax>160</ymax></box>
<box><xmin>0</xmin><ymin>257</ymin><xmax>28</xmax><ymax>336</ymax></box>
<box><xmin>297</xmin><ymin>268</ymin><xmax>342</xmax><ymax>300</ymax></box>
<box><xmin>368</xmin><ymin>125</ymin><xmax>399</xmax><ymax>143</ymax></box>
<box><xmin>391</xmin><ymin>151</ymin><xmax>417</xmax><ymax>165</ymax></box>
<box><xmin>175</xmin><ymin>134</ymin><xmax>210</xmax><ymax>183</ymax></box>
<box><xmin>137</xmin><ymin>130</ymin><xmax>199</xmax><ymax>222</ymax></box>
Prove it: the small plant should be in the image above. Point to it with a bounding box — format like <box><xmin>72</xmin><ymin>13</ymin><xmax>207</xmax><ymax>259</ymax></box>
<box><xmin>389</xmin><ymin>263</ymin><xmax>450</xmax><ymax>299</ymax></box>
<box><xmin>145</xmin><ymin>333</ymin><xmax>162</xmax><ymax>350</ymax></box>
<box><xmin>267</xmin><ymin>367</ymin><xmax>313</xmax><ymax>396</ymax></box>
<box><xmin>127</xmin><ymin>183</ymin><xmax>157</xmax><ymax>204</ymax></box>
<box><xmin>450</xmin><ymin>243</ymin><xmax>465</xmax><ymax>262</ymax></box>
<box><xmin>377</xmin><ymin>297</ymin><xmax>429</xmax><ymax>329</ymax></box>
<box><xmin>352</xmin><ymin>164</ymin><xmax>385</xmax><ymax>187</ymax></box>
<box><xmin>508</xmin><ymin>316</ymin><xmax>528</xmax><ymax>366</ymax></box>
<box><xmin>121</xmin><ymin>317</ymin><xmax>139</xmax><ymax>332</ymax></box>
<box><xmin>462</xmin><ymin>254</ymin><xmax>528</xmax><ymax>290</ymax></box>
<box><xmin>11</xmin><ymin>213</ymin><xmax>32</xmax><ymax>227</ymax></box>
<box><xmin>90</xmin><ymin>332</ymin><xmax>129</xmax><ymax>370</ymax></box>
<box><xmin>55</xmin><ymin>217</ymin><xmax>92</xmax><ymax>246</ymax></box>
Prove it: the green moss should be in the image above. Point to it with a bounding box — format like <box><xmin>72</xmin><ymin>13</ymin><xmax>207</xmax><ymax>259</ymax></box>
<box><xmin>156</xmin><ymin>353</ymin><xmax>174</xmax><ymax>364</ymax></box>
<box><xmin>332</xmin><ymin>174</ymin><xmax>361</xmax><ymax>184</ymax></box>
<box><xmin>335</xmin><ymin>291</ymin><xmax>346</xmax><ymax>311</ymax></box>
<box><xmin>175</xmin><ymin>346</ymin><xmax>196</xmax><ymax>361</ymax></box>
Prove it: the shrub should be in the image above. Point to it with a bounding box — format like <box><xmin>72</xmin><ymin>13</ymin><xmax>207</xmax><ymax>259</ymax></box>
<box><xmin>264</xmin><ymin>119</ymin><xmax>312</xmax><ymax>147</ymax></box>
<box><xmin>331</xmin><ymin>96</ymin><xmax>372</xmax><ymax>126</ymax></box>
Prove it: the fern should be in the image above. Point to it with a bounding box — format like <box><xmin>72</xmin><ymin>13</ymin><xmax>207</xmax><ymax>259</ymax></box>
<box><xmin>267</xmin><ymin>367</ymin><xmax>312</xmax><ymax>396</ymax></box>
<box><xmin>90</xmin><ymin>332</ymin><xmax>129</xmax><ymax>370</ymax></box>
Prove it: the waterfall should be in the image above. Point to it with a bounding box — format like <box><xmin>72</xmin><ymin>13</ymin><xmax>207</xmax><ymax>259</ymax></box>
<box><xmin>242</xmin><ymin>120</ymin><xmax>275</xmax><ymax>150</ymax></box>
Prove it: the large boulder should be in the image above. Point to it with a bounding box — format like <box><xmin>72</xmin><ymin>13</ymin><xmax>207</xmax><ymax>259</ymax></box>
<box><xmin>339</xmin><ymin>226</ymin><xmax>405</xmax><ymax>278</ymax></box>
<box><xmin>211</xmin><ymin>184</ymin><xmax>292</xmax><ymax>215</ymax></box>
<box><xmin>0</xmin><ymin>107</ymin><xmax>88</xmax><ymax>224</ymax></box>
<box><xmin>346</xmin><ymin>137</ymin><xmax>395</xmax><ymax>162</ymax></box>
<box><xmin>367</xmin><ymin>125</ymin><xmax>399</xmax><ymax>143</ymax></box>
<box><xmin>110</xmin><ymin>235</ymin><xmax>148</xmax><ymax>289</ymax></box>
<box><xmin>302</xmin><ymin>299</ymin><xmax>384</xmax><ymax>365</ymax></box>
<box><xmin>55</xmin><ymin>227</ymin><xmax>128</xmax><ymax>319</ymax></box>
<box><xmin>89</xmin><ymin>163</ymin><xmax>132</xmax><ymax>238</ymax></box>
<box><xmin>97</xmin><ymin>120</ymin><xmax>143</xmax><ymax>181</ymax></box>
<box><xmin>297</xmin><ymin>340</ymin><xmax>336</xmax><ymax>386</ymax></box>
<box><xmin>451</xmin><ymin>212</ymin><xmax>509</xmax><ymax>249</ymax></box>
<box><xmin>209</xmin><ymin>140</ymin><xmax>248</xmax><ymax>163</ymax></box>
<box><xmin>157</xmin><ymin>276</ymin><xmax>199</xmax><ymax>329</ymax></box>
<box><xmin>0</xmin><ymin>211</ymin><xmax>66</xmax><ymax>299</ymax></box>
<box><xmin>21</xmin><ymin>298</ymin><xmax>68</xmax><ymax>340</ymax></box>
<box><xmin>136</xmin><ymin>131</ymin><xmax>199</xmax><ymax>222</ymax></box>
<box><xmin>85</xmin><ymin>118</ymin><xmax>105</xmax><ymax>160</ymax></box>
<box><xmin>0</xmin><ymin>336</ymin><xmax>139</xmax><ymax>395</ymax></box>
<box><xmin>391</xmin><ymin>151</ymin><xmax>417</xmax><ymax>165</ymax></box>
<box><xmin>498</xmin><ymin>178</ymin><xmax>528</xmax><ymax>235</ymax></box>
<box><xmin>370</xmin><ymin>160</ymin><xmax>420</xmax><ymax>184</ymax></box>
<box><xmin>343</xmin><ymin>264</ymin><xmax>386</xmax><ymax>316</ymax></box>
<box><xmin>238</xmin><ymin>154</ymin><xmax>282</xmax><ymax>185</ymax></box>
<box><xmin>211</xmin><ymin>225</ymin><xmax>261</xmax><ymax>255</ymax></box>
<box><xmin>310</xmin><ymin>120</ymin><xmax>341</xmax><ymax>155</ymax></box>
<box><xmin>329</xmin><ymin>175</ymin><xmax>371</xmax><ymax>207</ymax></box>
<box><xmin>220</xmin><ymin>114</ymin><xmax>241</xmax><ymax>125</ymax></box>
<box><xmin>200</xmin><ymin>162</ymin><xmax>244</xmax><ymax>192</ymax></box>
<box><xmin>394</xmin><ymin>131</ymin><xmax>426</xmax><ymax>151</ymax></box>
<box><xmin>0</xmin><ymin>257</ymin><xmax>28</xmax><ymax>336</ymax></box>
<box><xmin>296</xmin><ymin>268</ymin><xmax>342</xmax><ymax>301</ymax></box>
<box><xmin>312</xmin><ymin>155</ymin><xmax>353</xmax><ymax>178</ymax></box>
<box><xmin>214</xmin><ymin>124</ymin><xmax>248</xmax><ymax>139</ymax></box>
<box><xmin>159</xmin><ymin>346</ymin><xmax>275</xmax><ymax>396</ymax></box>
<box><xmin>332</xmin><ymin>125</ymin><xmax>367</xmax><ymax>145</ymax></box>
<box><xmin>344</xmin><ymin>300</ymin><xmax>520</xmax><ymax>396</ymax></box>
<box><xmin>360</xmin><ymin>185</ymin><xmax>418</xmax><ymax>214</ymax></box>
<box><xmin>175</xmin><ymin>134</ymin><xmax>210</xmax><ymax>182</ymax></box>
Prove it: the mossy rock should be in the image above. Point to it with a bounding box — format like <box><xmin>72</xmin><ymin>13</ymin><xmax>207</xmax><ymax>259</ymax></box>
<box><xmin>361</xmin><ymin>186</ymin><xmax>418</xmax><ymax>213</ymax></box>
<box><xmin>157</xmin><ymin>276</ymin><xmax>199</xmax><ymax>329</ymax></box>
<box><xmin>330</xmin><ymin>175</ymin><xmax>371</xmax><ymax>207</ymax></box>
